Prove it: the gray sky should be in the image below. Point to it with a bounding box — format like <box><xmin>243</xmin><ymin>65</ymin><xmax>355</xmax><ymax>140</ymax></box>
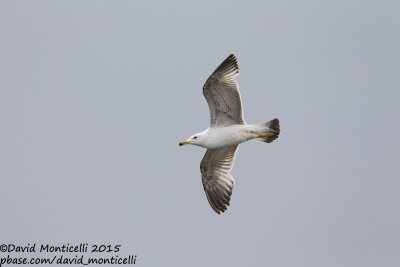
<box><xmin>1</xmin><ymin>1</ymin><xmax>399</xmax><ymax>266</ymax></box>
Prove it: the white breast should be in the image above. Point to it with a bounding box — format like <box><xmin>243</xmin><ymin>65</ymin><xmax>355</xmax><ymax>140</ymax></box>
<box><xmin>203</xmin><ymin>125</ymin><xmax>252</xmax><ymax>149</ymax></box>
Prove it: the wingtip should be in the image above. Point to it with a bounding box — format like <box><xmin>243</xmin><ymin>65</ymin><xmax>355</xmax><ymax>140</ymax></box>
<box><xmin>210</xmin><ymin>53</ymin><xmax>239</xmax><ymax>77</ymax></box>
<box><xmin>226</xmin><ymin>53</ymin><xmax>238</xmax><ymax>64</ymax></box>
<box><xmin>206</xmin><ymin>191</ymin><xmax>231</xmax><ymax>215</ymax></box>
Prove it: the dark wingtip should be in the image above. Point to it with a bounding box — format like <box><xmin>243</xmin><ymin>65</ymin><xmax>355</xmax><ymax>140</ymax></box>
<box><xmin>209</xmin><ymin>54</ymin><xmax>239</xmax><ymax>77</ymax></box>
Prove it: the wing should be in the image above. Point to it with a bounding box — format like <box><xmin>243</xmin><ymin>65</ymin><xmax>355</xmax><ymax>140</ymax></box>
<box><xmin>203</xmin><ymin>54</ymin><xmax>245</xmax><ymax>127</ymax></box>
<box><xmin>200</xmin><ymin>145</ymin><xmax>238</xmax><ymax>214</ymax></box>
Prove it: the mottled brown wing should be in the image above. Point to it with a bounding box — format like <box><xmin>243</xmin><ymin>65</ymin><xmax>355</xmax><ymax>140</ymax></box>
<box><xmin>203</xmin><ymin>54</ymin><xmax>245</xmax><ymax>127</ymax></box>
<box><xmin>200</xmin><ymin>145</ymin><xmax>238</xmax><ymax>214</ymax></box>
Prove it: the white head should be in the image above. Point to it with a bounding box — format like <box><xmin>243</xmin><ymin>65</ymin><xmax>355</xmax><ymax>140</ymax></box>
<box><xmin>179</xmin><ymin>131</ymin><xmax>207</xmax><ymax>147</ymax></box>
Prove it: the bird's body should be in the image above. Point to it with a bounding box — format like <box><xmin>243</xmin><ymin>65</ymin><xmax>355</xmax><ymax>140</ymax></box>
<box><xmin>192</xmin><ymin>124</ymin><xmax>276</xmax><ymax>149</ymax></box>
<box><xmin>179</xmin><ymin>54</ymin><xmax>280</xmax><ymax>214</ymax></box>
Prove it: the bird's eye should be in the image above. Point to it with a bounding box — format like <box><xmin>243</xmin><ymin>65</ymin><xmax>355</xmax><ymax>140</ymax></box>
<box><xmin>193</xmin><ymin>136</ymin><xmax>197</xmax><ymax>140</ymax></box>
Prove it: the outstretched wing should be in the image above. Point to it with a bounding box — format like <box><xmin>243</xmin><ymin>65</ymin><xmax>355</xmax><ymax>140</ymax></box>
<box><xmin>203</xmin><ymin>54</ymin><xmax>245</xmax><ymax>127</ymax></box>
<box><xmin>200</xmin><ymin>145</ymin><xmax>238</xmax><ymax>214</ymax></box>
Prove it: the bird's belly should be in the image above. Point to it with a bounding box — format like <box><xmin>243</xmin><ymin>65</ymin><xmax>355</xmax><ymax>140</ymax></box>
<box><xmin>205</xmin><ymin>126</ymin><xmax>250</xmax><ymax>149</ymax></box>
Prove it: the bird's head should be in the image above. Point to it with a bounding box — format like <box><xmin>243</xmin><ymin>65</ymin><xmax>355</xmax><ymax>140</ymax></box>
<box><xmin>179</xmin><ymin>132</ymin><xmax>206</xmax><ymax>147</ymax></box>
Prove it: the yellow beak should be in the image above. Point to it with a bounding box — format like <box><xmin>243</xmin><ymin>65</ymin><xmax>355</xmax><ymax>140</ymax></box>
<box><xmin>179</xmin><ymin>140</ymin><xmax>190</xmax><ymax>146</ymax></box>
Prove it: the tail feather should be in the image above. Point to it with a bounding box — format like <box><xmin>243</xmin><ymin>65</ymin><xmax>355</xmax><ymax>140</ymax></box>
<box><xmin>255</xmin><ymin>118</ymin><xmax>280</xmax><ymax>143</ymax></box>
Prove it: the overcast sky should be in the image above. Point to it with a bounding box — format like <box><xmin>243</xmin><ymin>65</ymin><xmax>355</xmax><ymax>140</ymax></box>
<box><xmin>1</xmin><ymin>1</ymin><xmax>399</xmax><ymax>266</ymax></box>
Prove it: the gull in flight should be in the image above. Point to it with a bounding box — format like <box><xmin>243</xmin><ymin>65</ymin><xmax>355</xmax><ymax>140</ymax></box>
<box><xmin>179</xmin><ymin>54</ymin><xmax>280</xmax><ymax>214</ymax></box>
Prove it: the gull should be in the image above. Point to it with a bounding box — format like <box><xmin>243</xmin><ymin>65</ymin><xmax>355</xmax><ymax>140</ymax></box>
<box><xmin>179</xmin><ymin>54</ymin><xmax>280</xmax><ymax>214</ymax></box>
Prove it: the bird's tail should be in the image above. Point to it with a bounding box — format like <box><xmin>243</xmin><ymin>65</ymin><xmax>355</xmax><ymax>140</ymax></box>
<box><xmin>253</xmin><ymin>118</ymin><xmax>280</xmax><ymax>143</ymax></box>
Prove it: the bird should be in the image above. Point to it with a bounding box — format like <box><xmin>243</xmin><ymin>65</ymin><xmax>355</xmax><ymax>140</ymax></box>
<box><xmin>179</xmin><ymin>54</ymin><xmax>280</xmax><ymax>214</ymax></box>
